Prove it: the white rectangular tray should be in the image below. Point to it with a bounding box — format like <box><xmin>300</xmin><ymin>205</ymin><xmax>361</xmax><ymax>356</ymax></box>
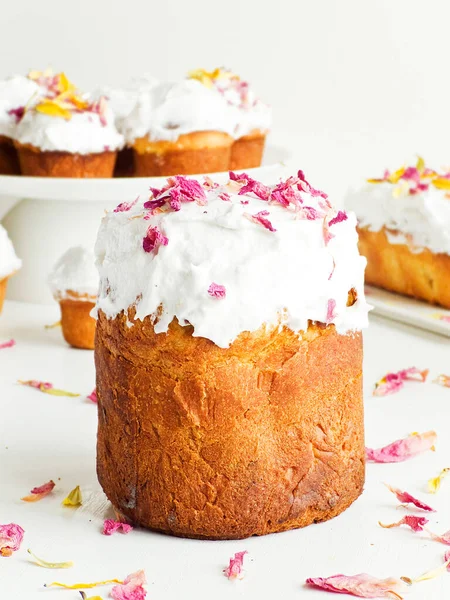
<box><xmin>366</xmin><ymin>285</ymin><xmax>450</xmax><ymax>337</ymax></box>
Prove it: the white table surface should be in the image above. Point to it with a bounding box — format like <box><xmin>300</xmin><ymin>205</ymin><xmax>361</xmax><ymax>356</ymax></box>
<box><xmin>1</xmin><ymin>301</ymin><xmax>450</xmax><ymax>599</ymax></box>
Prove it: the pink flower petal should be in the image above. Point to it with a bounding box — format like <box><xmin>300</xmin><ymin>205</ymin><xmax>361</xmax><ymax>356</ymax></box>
<box><xmin>385</xmin><ymin>484</ymin><xmax>435</xmax><ymax>512</ymax></box>
<box><xmin>20</xmin><ymin>380</ymin><xmax>53</xmax><ymax>391</ymax></box>
<box><xmin>142</xmin><ymin>226</ymin><xmax>168</xmax><ymax>254</ymax></box>
<box><xmin>426</xmin><ymin>529</ymin><xmax>450</xmax><ymax>546</ymax></box>
<box><xmin>114</xmin><ymin>197</ymin><xmax>139</xmax><ymax>213</ymax></box>
<box><xmin>229</xmin><ymin>172</ymin><xmax>271</xmax><ymax>200</ymax></box>
<box><xmin>328</xmin><ymin>210</ymin><xmax>348</xmax><ymax>227</ymax></box>
<box><xmin>366</xmin><ymin>431</ymin><xmax>437</xmax><ymax>463</ymax></box>
<box><xmin>326</xmin><ymin>299</ymin><xmax>337</xmax><ymax>323</ymax></box>
<box><xmin>0</xmin><ymin>339</ymin><xmax>15</xmax><ymax>350</ymax></box>
<box><xmin>0</xmin><ymin>523</ymin><xmax>25</xmax><ymax>557</ymax></box>
<box><xmin>245</xmin><ymin>210</ymin><xmax>276</xmax><ymax>232</ymax></box>
<box><xmin>373</xmin><ymin>367</ymin><xmax>428</xmax><ymax>396</ymax></box>
<box><xmin>149</xmin><ymin>176</ymin><xmax>206</xmax><ymax>212</ymax></box>
<box><xmin>379</xmin><ymin>516</ymin><xmax>429</xmax><ymax>532</ymax></box>
<box><xmin>297</xmin><ymin>170</ymin><xmax>328</xmax><ymax>199</ymax></box>
<box><xmin>218</xmin><ymin>192</ymin><xmax>231</xmax><ymax>202</ymax></box>
<box><xmin>103</xmin><ymin>519</ymin><xmax>133</xmax><ymax>536</ymax></box>
<box><xmin>224</xmin><ymin>551</ymin><xmax>247</xmax><ymax>580</ymax></box>
<box><xmin>111</xmin><ymin>570</ymin><xmax>146</xmax><ymax>600</ymax></box>
<box><xmin>306</xmin><ymin>573</ymin><xmax>404</xmax><ymax>598</ymax></box>
<box><xmin>7</xmin><ymin>106</ymin><xmax>25</xmax><ymax>123</ymax></box>
<box><xmin>444</xmin><ymin>550</ymin><xmax>450</xmax><ymax>570</ymax></box>
<box><xmin>22</xmin><ymin>480</ymin><xmax>55</xmax><ymax>502</ymax></box>
<box><xmin>208</xmin><ymin>283</ymin><xmax>226</xmax><ymax>299</ymax></box>
<box><xmin>87</xmin><ymin>389</ymin><xmax>97</xmax><ymax>403</ymax></box>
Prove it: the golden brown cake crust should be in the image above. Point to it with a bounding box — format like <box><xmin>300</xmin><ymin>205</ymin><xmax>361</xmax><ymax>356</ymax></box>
<box><xmin>133</xmin><ymin>131</ymin><xmax>233</xmax><ymax>176</ymax></box>
<box><xmin>59</xmin><ymin>295</ymin><xmax>96</xmax><ymax>349</ymax></box>
<box><xmin>358</xmin><ymin>226</ymin><xmax>450</xmax><ymax>309</ymax></box>
<box><xmin>95</xmin><ymin>312</ymin><xmax>364</xmax><ymax>540</ymax></box>
<box><xmin>0</xmin><ymin>135</ymin><xmax>21</xmax><ymax>175</ymax></box>
<box><xmin>14</xmin><ymin>142</ymin><xmax>117</xmax><ymax>178</ymax></box>
<box><xmin>230</xmin><ymin>130</ymin><xmax>266</xmax><ymax>171</ymax></box>
<box><xmin>0</xmin><ymin>277</ymin><xmax>8</xmax><ymax>313</ymax></box>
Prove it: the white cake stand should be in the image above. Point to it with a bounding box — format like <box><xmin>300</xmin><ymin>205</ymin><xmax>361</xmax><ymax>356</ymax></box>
<box><xmin>0</xmin><ymin>144</ymin><xmax>292</xmax><ymax>304</ymax></box>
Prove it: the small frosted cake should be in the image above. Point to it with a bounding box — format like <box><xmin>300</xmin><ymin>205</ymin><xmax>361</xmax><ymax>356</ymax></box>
<box><xmin>346</xmin><ymin>158</ymin><xmax>450</xmax><ymax>308</ymax></box>
<box><xmin>125</xmin><ymin>79</ymin><xmax>236</xmax><ymax>176</ymax></box>
<box><xmin>0</xmin><ymin>225</ymin><xmax>21</xmax><ymax>312</ymax></box>
<box><xmin>0</xmin><ymin>75</ymin><xmax>40</xmax><ymax>174</ymax></box>
<box><xmin>14</xmin><ymin>74</ymin><xmax>123</xmax><ymax>178</ymax></box>
<box><xmin>94</xmin><ymin>170</ymin><xmax>369</xmax><ymax>539</ymax></box>
<box><xmin>188</xmin><ymin>68</ymin><xmax>271</xmax><ymax>170</ymax></box>
<box><xmin>48</xmin><ymin>246</ymin><xmax>98</xmax><ymax>349</ymax></box>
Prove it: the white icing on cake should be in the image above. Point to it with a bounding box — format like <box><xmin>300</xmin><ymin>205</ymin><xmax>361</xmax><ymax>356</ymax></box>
<box><xmin>0</xmin><ymin>224</ymin><xmax>21</xmax><ymax>280</ymax></box>
<box><xmin>345</xmin><ymin>180</ymin><xmax>450</xmax><ymax>256</ymax></box>
<box><xmin>0</xmin><ymin>76</ymin><xmax>40</xmax><ymax>138</ymax></box>
<box><xmin>14</xmin><ymin>103</ymin><xmax>124</xmax><ymax>154</ymax></box>
<box><xmin>48</xmin><ymin>246</ymin><xmax>98</xmax><ymax>300</ymax></box>
<box><xmin>95</xmin><ymin>172</ymin><xmax>369</xmax><ymax>348</ymax></box>
<box><xmin>123</xmin><ymin>79</ymin><xmax>237</xmax><ymax>144</ymax></box>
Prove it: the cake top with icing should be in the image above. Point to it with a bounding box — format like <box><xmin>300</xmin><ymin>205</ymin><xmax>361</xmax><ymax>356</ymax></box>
<box><xmin>0</xmin><ymin>75</ymin><xmax>40</xmax><ymax>138</ymax></box>
<box><xmin>345</xmin><ymin>157</ymin><xmax>450</xmax><ymax>256</ymax></box>
<box><xmin>48</xmin><ymin>246</ymin><xmax>98</xmax><ymax>300</ymax></box>
<box><xmin>187</xmin><ymin>68</ymin><xmax>272</xmax><ymax>138</ymax></box>
<box><xmin>0</xmin><ymin>224</ymin><xmax>22</xmax><ymax>280</ymax></box>
<box><xmin>123</xmin><ymin>78</ymin><xmax>238</xmax><ymax>144</ymax></box>
<box><xmin>95</xmin><ymin>170</ymin><xmax>369</xmax><ymax>348</ymax></box>
<box><xmin>14</xmin><ymin>77</ymin><xmax>124</xmax><ymax>154</ymax></box>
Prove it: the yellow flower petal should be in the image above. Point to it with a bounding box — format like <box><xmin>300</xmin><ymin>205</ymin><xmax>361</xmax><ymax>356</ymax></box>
<box><xmin>45</xmin><ymin>579</ymin><xmax>122</xmax><ymax>589</ymax></box>
<box><xmin>432</xmin><ymin>177</ymin><xmax>450</xmax><ymax>190</ymax></box>
<box><xmin>62</xmin><ymin>485</ymin><xmax>82</xmax><ymax>507</ymax></box>
<box><xmin>416</xmin><ymin>156</ymin><xmax>425</xmax><ymax>174</ymax></box>
<box><xmin>80</xmin><ymin>594</ymin><xmax>103</xmax><ymax>600</ymax></box>
<box><xmin>43</xmin><ymin>388</ymin><xmax>80</xmax><ymax>397</ymax></box>
<box><xmin>392</xmin><ymin>181</ymin><xmax>409</xmax><ymax>198</ymax></box>
<box><xmin>428</xmin><ymin>468</ymin><xmax>450</xmax><ymax>493</ymax></box>
<box><xmin>57</xmin><ymin>73</ymin><xmax>76</xmax><ymax>95</ymax></box>
<box><xmin>45</xmin><ymin>320</ymin><xmax>62</xmax><ymax>329</ymax></box>
<box><xmin>387</xmin><ymin>167</ymin><xmax>406</xmax><ymax>184</ymax></box>
<box><xmin>367</xmin><ymin>178</ymin><xmax>385</xmax><ymax>184</ymax></box>
<box><xmin>27</xmin><ymin>549</ymin><xmax>73</xmax><ymax>569</ymax></box>
<box><xmin>35</xmin><ymin>101</ymin><xmax>72</xmax><ymax>120</ymax></box>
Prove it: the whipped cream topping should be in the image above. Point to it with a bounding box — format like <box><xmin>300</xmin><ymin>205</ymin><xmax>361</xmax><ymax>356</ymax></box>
<box><xmin>14</xmin><ymin>102</ymin><xmax>124</xmax><ymax>154</ymax></box>
<box><xmin>0</xmin><ymin>76</ymin><xmax>40</xmax><ymax>138</ymax></box>
<box><xmin>123</xmin><ymin>79</ymin><xmax>237</xmax><ymax>144</ymax></box>
<box><xmin>188</xmin><ymin>69</ymin><xmax>272</xmax><ymax>138</ymax></box>
<box><xmin>95</xmin><ymin>171</ymin><xmax>369</xmax><ymax>348</ymax></box>
<box><xmin>0</xmin><ymin>224</ymin><xmax>21</xmax><ymax>280</ymax></box>
<box><xmin>48</xmin><ymin>246</ymin><xmax>98</xmax><ymax>300</ymax></box>
<box><xmin>345</xmin><ymin>161</ymin><xmax>450</xmax><ymax>256</ymax></box>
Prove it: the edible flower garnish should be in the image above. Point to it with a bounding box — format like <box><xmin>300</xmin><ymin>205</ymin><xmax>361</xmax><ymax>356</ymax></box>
<box><xmin>428</xmin><ymin>468</ymin><xmax>450</xmax><ymax>493</ymax></box>
<box><xmin>27</xmin><ymin>548</ymin><xmax>73</xmax><ymax>569</ymax></box>
<box><xmin>103</xmin><ymin>520</ymin><xmax>133</xmax><ymax>536</ymax></box>
<box><xmin>328</xmin><ymin>211</ymin><xmax>348</xmax><ymax>227</ymax></box>
<box><xmin>18</xmin><ymin>380</ymin><xmax>80</xmax><ymax>397</ymax></box>
<box><xmin>384</xmin><ymin>484</ymin><xmax>435</xmax><ymax>511</ymax></box>
<box><xmin>62</xmin><ymin>485</ymin><xmax>82</xmax><ymax>507</ymax></box>
<box><xmin>188</xmin><ymin>67</ymin><xmax>233</xmax><ymax>87</ymax></box>
<box><xmin>7</xmin><ymin>107</ymin><xmax>25</xmax><ymax>123</ymax></box>
<box><xmin>45</xmin><ymin>578</ymin><xmax>122</xmax><ymax>589</ymax></box>
<box><xmin>44</xmin><ymin>320</ymin><xmax>61</xmax><ymax>329</ymax></box>
<box><xmin>367</xmin><ymin>157</ymin><xmax>450</xmax><ymax>196</ymax></box>
<box><xmin>142</xmin><ymin>225</ymin><xmax>168</xmax><ymax>254</ymax></box>
<box><xmin>373</xmin><ymin>367</ymin><xmax>428</xmax><ymax>396</ymax></box>
<box><xmin>22</xmin><ymin>480</ymin><xmax>55</xmax><ymax>502</ymax></box>
<box><xmin>223</xmin><ymin>551</ymin><xmax>247</xmax><ymax>580</ymax></box>
<box><xmin>208</xmin><ymin>283</ymin><xmax>226</xmax><ymax>298</ymax></box>
<box><xmin>401</xmin><ymin>554</ymin><xmax>450</xmax><ymax>585</ymax></box>
<box><xmin>114</xmin><ymin>196</ymin><xmax>139</xmax><ymax>213</ymax></box>
<box><xmin>87</xmin><ymin>389</ymin><xmax>97</xmax><ymax>403</ymax></box>
<box><xmin>146</xmin><ymin>175</ymin><xmax>206</xmax><ymax>212</ymax></box>
<box><xmin>0</xmin><ymin>523</ymin><xmax>24</xmax><ymax>557</ymax></box>
<box><xmin>326</xmin><ymin>299</ymin><xmax>337</xmax><ymax>323</ymax></box>
<box><xmin>379</xmin><ymin>516</ymin><xmax>429</xmax><ymax>532</ymax></box>
<box><xmin>305</xmin><ymin>573</ymin><xmax>405</xmax><ymax>598</ymax></box>
<box><xmin>230</xmin><ymin>171</ymin><xmax>271</xmax><ymax>200</ymax></box>
<box><xmin>434</xmin><ymin>374</ymin><xmax>450</xmax><ymax>388</ymax></box>
<box><xmin>111</xmin><ymin>570</ymin><xmax>147</xmax><ymax>599</ymax></box>
<box><xmin>244</xmin><ymin>210</ymin><xmax>276</xmax><ymax>232</ymax></box>
<box><xmin>0</xmin><ymin>339</ymin><xmax>15</xmax><ymax>349</ymax></box>
<box><xmin>426</xmin><ymin>528</ymin><xmax>450</xmax><ymax>546</ymax></box>
<box><xmin>365</xmin><ymin>431</ymin><xmax>436</xmax><ymax>463</ymax></box>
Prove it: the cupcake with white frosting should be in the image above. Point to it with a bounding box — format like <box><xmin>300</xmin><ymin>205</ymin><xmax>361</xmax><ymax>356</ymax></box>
<box><xmin>14</xmin><ymin>74</ymin><xmax>124</xmax><ymax>178</ymax></box>
<box><xmin>0</xmin><ymin>225</ymin><xmax>21</xmax><ymax>312</ymax></box>
<box><xmin>94</xmin><ymin>170</ymin><xmax>369</xmax><ymax>539</ymax></box>
<box><xmin>125</xmin><ymin>78</ymin><xmax>237</xmax><ymax>176</ymax></box>
<box><xmin>48</xmin><ymin>246</ymin><xmax>98</xmax><ymax>349</ymax></box>
<box><xmin>345</xmin><ymin>157</ymin><xmax>450</xmax><ymax>308</ymax></box>
<box><xmin>0</xmin><ymin>75</ymin><xmax>40</xmax><ymax>174</ymax></box>
<box><xmin>188</xmin><ymin>68</ymin><xmax>271</xmax><ymax>170</ymax></box>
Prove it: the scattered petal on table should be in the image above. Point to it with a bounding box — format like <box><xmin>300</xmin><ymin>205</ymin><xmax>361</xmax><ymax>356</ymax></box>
<box><xmin>366</xmin><ymin>431</ymin><xmax>436</xmax><ymax>463</ymax></box>
<box><xmin>305</xmin><ymin>573</ymin><xmax>405</xmax><ymax>598</ymax></box>
<box><xmin>373</xmin><ymin>367</ymin><xmax>428</xmax><ymax>396</ymax></box>
<box><xmin>45</xmin><ymin>579</ymin><xmax>122</xmax><ymax>589</ymax></box>
<box><xmin>62</xmin><ymin>486</ymin><xmax>82</xmax><ymax>507</ymax></box>
<box><xmin>434</xmin><ymin>374</ymin><xmax>450</xmax><ymax>388</ymax></box>
<box><xmin>111</xmin><ymin>570</ymin><xmax>147</xmax><ymax>599</ymax></box>
<box><xmin>103</xmin><ymin>519</ymin><xmax>133</xmax><ymax>536</ymax></box>
<box><xmin>384</xmin><ymin>484</ymin><xmax>435</xmax><ymax>511</ymax></box>
<box><xmin>45</xmin><ymin>320</ymin><xmax>62</xmax><ymax>329</ymax></box>
<box><xmin>27</xmin><ymin>548</ymin><xmax>73</xmax><ymax>568</ymax></box>
<box><xmin>428</xmin><ymin>468</ymin><xmax>450</xmax><ymax>493</ymax></box>
<box><xmin>379</xmin><ymin>516</ymin><xmax>428</xmax><ymax>532</ymax></box>
<box><xmin>21</xmin><ymin>480</ymin><xmax>55</xmax><ymax>502</ymax></box>
<box><xmin>0</xmin><ymin>523</ymin><xmax>24</xmax><ymax>557</ymax></box>
<box><xmin>0</xmin><ymin>339</ymin><xmax>15</xmax><ymax>349</ymax></box>
<box><xmin>18</xmin><ymin>380</ymin><xmax>80</xmax><ymax>397</ymax></box>
<box><xmin>426</xmin><ymin>528</ymin><xmax>450</xmax><ymax>546</ymax></box>
<box><xmin>87</xmin><ymin>389</ymin><xmax>97</xmax><ymax>403</ymax></box>
<box><xmin>223</xmin><ymin>551</ymin><xmax>248</xmax><ymax>580</ymax></box>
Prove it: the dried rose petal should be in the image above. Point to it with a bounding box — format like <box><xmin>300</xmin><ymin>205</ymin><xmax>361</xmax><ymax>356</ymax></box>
<box><xmin>150</xmin><ymin>176</ymin><xmax>206</xmax><ymax>212</ymax></box>
<box><xmin>229</xmin><ymin>172</ymin><xmax>271</xmax><ymax>200</ymax></box>
<box><xmin>0</xmin><ymin>339</ymin><xmax>15</xmax><ymax>349</ymax></box>
<box><xmin>208</xmin><ymin>283</ymin><xmax>226</xmax><ymax>298</ymax></box>
<box><xmin>366</xmin><ymin>431</ymin><xmax>437</xmax><ymax>463</ymax></box>
<box><xmin>379</xmin><ymin>516</ymin><xmax>429</xmax><ymax>532</ymax></box>
<box><xmin>18</xmin><ymin>380</ymin><xmax>79</xmax><ymax>397</ymax></box>
<box><xmin>326</xmin><ymin>299</ymin><xmax>337</xmax><ymax>323</ymax></box>
<box><xmin>428</xmin><ymin>468</ymin><xmax>450</xmax><ymax>493</ymax></box>
<box><xmin>0</xmin><ymin>523</ymin><xmax>25</xmax><ymax>557</ymax></box>
<box><xmin>373</xmin><ymin>367</ymin><xmax>428</xmax><ymax>396</ymax></box>
<box><xmin>114</xmin><ymin>197</ymin><xmax>139</xmax><ymax>213</ymax></box>
<box><xmin>224</xmin><ymin>551</ymin><xmax>247</xmax><ymax>580</ymax></box>
<box><xmin>434</xmin><ymin>374</ymin><xmax>450</xmax><ymax>388</ymax></box>
<box><xmin>218</xmin><ymin>192</ymin><xmax>231</xmax><ymax>202</ymax></box>
<box><xmin>62</xmin><ymin>486</ymin><xmax>82</xmax><ymax>507</ymax></box>
<box><xmin>87</xmin><ymin>389</ymin><xmax>97</xmax><ymax>403</ymax></box>
<box><xmin>445</xmin><ymin>550</ymin><xmax>450</xmax><ymax>571</ymax></box>
<box><xmin>328</xmin><ymin>210</ymin><xmax>348</xmax><ymax>227</ymax></box>
<box><xmin>111</xmin><ymin>570</ymin><xmax>147</xmax><ymax>600</ymax></box>
<box><xmin>385</xmin><ymin>484</ymin><xmax>435</xmax><ymax>512</ymax></box>
<box><xmin>305</xmin><ymin>573</ymin><xmax>404</xmax><ymax>598</ymax></box>
<box><xmin>7</xmin><ymin>106</ymin><xmax>25</xmax><ymax>123</ymax></box>
<box><xmin>142</xmin><ymin>226</ymin><xmax>168</xmax><ymax>254</ymax></box>
<box><xmin>297</xmin><ymin>170</ymin><xmax>328</xmax><ymax>199</ymax></box>
<box><xmin>103</xmin><ymin>519</ymin><xmax>133</xmax><ymax>536</ymax></box>
<box><xmin>426</xmin><ymin>529</ymin><xmax>450</xmax><ymax>546</ymax></box>
<box><xmin>245</xmin><ymin>210</ymin><xmax>276</xmax><ymax>232</ymax></box>
<box><xmin>22</xmin><ymin>479</ymin><xmax>55</xmax><ymax>502</ymax></box>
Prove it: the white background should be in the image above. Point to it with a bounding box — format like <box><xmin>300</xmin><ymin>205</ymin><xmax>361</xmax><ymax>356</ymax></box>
<box><xmin>2</xmin><ymin>0</ymin><xmax>450</xmax><ymax>200</ymax></box>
